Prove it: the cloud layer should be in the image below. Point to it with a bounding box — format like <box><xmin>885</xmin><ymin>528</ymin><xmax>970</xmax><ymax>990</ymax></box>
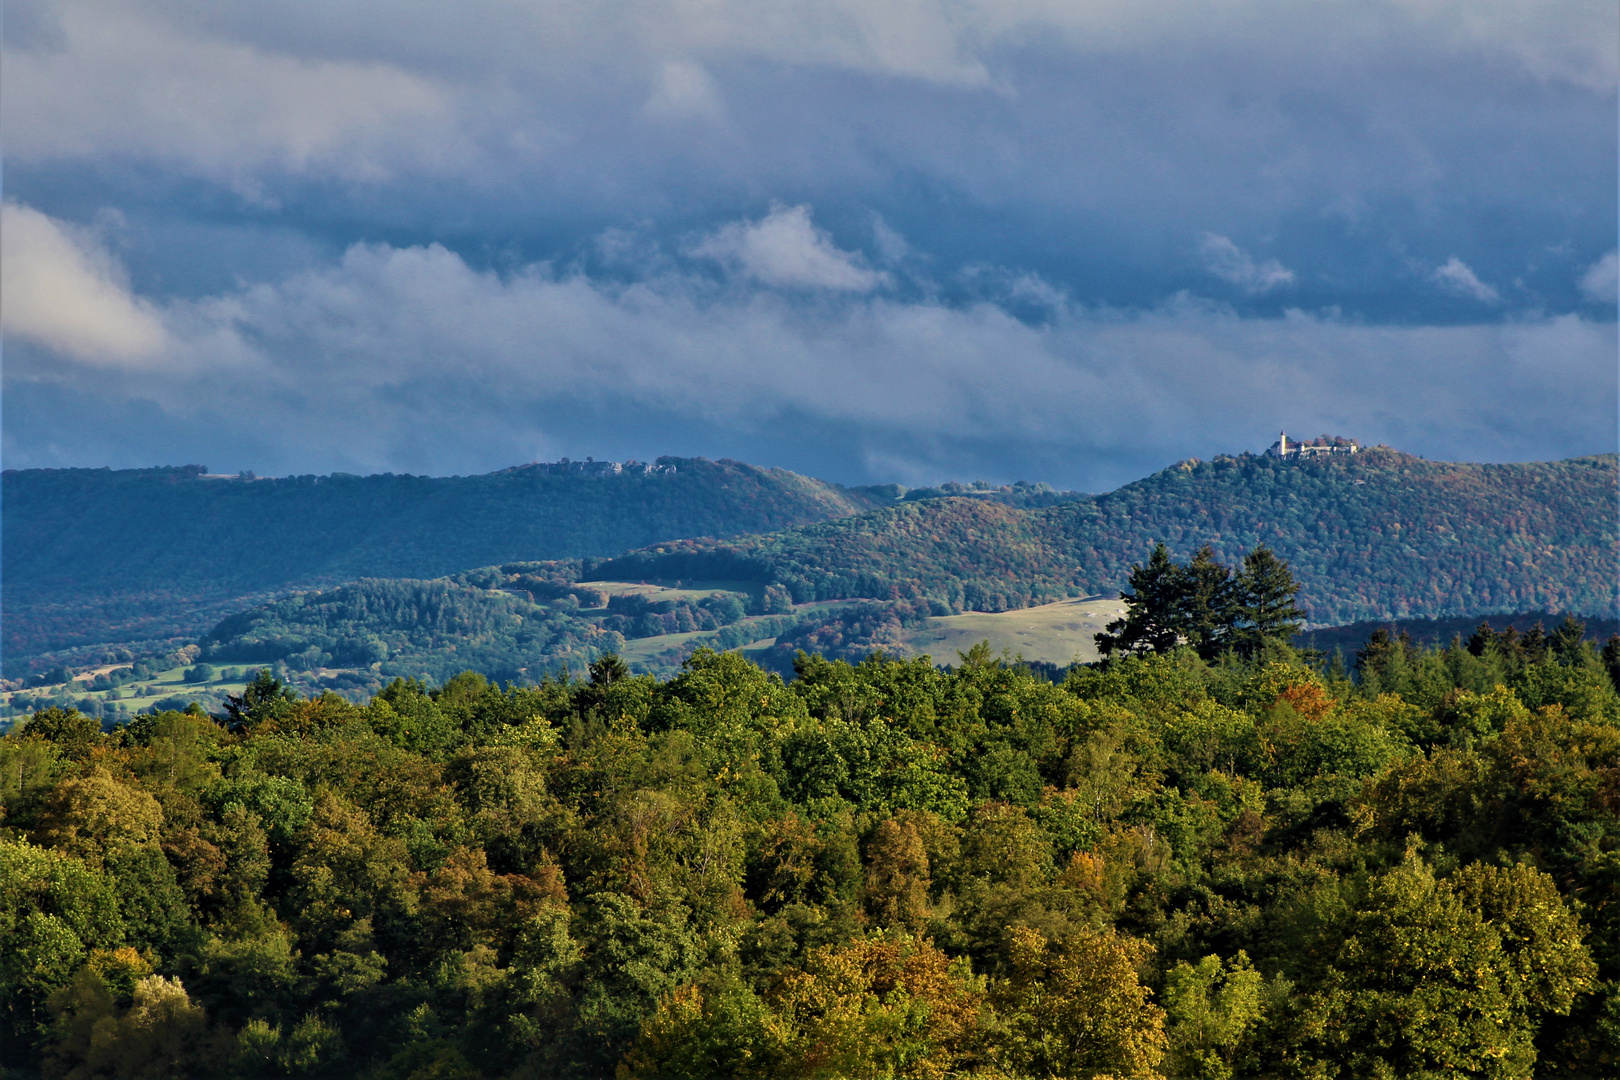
<box><xmin>1</xmin><ymin>0</ymin><xmax>1614</xmax><ymax>487</ymax></box>
<box><xmin>5</xmin><ymin>202</ymin><xmax>1613</xmax><ymax>489</ymax></box>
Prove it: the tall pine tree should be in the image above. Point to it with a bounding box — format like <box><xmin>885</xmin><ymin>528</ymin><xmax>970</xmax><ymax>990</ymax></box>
<box><xmin>1229</xmin><ymin>546</ymin><xmax>1306</xmax><ymax>658</ymax></box>
<box><xmin>1095</xmin><ymin>543</ymin><xmax>1185</xmax><ymax>657</ymax></box>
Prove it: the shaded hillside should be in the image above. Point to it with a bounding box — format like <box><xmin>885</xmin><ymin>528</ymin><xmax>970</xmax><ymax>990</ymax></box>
<box><xmin>591</xmin><ymin>450</ymin><xmax>1619</xmax><ymax>626</ymax></box>
<box><xmin>2</xmin><ymin>458</ymin><xmax>889</xmax><ymax>665</ymax></box>
<box><xmin>1296</xmin><ymin>611</ymin><xmax>1620</xmax><ymax>655</ymax></box>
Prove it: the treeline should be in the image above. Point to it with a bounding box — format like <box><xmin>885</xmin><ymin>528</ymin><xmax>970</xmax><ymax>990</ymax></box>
<box><xmin>591</xmin><ymin>449</ymin><xmax>1619</xmax><ymax>626</ymax></box>
<box><xmin>199</xmin><ymin>579</ymin><xmax>621</xmax><ymax>686</ymax></box>
<box><xmin>1295</xmin><ymin>609</ymin><xmax>1620</xmax><ymax>654</ymax></box>
<box><xmin>195</xmin><ymin>576</ymin><xmax>800</xmax><ymax>690</ymax></box>
<box><xmin>4</xmin><ymin>618</ymin><xmax>1620</xmax><ymax>1078</ymax></box>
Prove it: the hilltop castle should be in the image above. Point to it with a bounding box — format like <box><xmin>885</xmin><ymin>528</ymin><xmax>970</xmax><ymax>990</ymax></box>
<box><xmin>1267</xmin><ymin>431</ymin><xmax>1359</xmax><ymax>459</ymax></box>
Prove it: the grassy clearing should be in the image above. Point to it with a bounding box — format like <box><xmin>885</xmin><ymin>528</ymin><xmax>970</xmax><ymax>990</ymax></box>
<box><xmin>617</xmin><ymin>631</ymin><xmax>711</xmax><ymax>665</ymax></box>
<box><xmin>586</xmin><ymin>580</ymin><xmax>755</xmax><ymax>602</ymax></box>
<box><xmin>6</xmin><ymin>660</ymin><xmax>281</xmax><ymax>715</ymax></box>
<box><xmin>899</xmin><ymin>597</ymin><xmax>1127</xmax><ymax>666</ymax></box>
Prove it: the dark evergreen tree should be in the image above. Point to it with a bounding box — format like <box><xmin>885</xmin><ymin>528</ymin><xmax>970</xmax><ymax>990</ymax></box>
<box><xmin>1228</xmin><ymin>545</ymin><xmax>1306</xmax><ymax>659</ymax></box>
<box><xmin>1551</xmin><ymin>616</ymin><xmax>1588</xmax><ymax>666</ymax></box>
<box><xmin>591</xmin><ymin>653</ymin><xmax>631</xmax><ymax>687</ymax></box>
<box><xmin>1095</xmin><ymin>543</ymin><xmax>1184</xmax><ymax>657</ymax></box>
<box><xmin>1356</xmin><ymin>628</ymin><xmax>1398</xmax><ymax>683</ymax></box>
<box><xmin>1521</xmin><ymin>622</ymin><xmax>1550</xmax><ymax>665</ymax></box>
<box><xmin>222</xmin><ymin>668</ymin><xmax>297</xmax><ymax>730</ymax></box>
<box><xmin>1176</xmin><ymin>544</ymin><xmax>1235</xmax><ymax>660</ymax></box>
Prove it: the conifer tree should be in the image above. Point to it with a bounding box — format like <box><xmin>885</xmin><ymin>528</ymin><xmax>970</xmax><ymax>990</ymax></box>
<box><xmin>1228</xmin><ymin>546</ymin><xmax>1305</xmax><ymax>658</ymax></box>
<box><xmin>1095</xmin><ymin>543</ymin><xmax>1184</xmax><ymax>657</ymax></box>
<box><xmin>1177</xmin><ymin>544</ymin><xmax>1235</xmax><ymax>660</ymax></box>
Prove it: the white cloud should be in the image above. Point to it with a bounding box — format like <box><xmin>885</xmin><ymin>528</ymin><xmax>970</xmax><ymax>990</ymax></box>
<box><xmin>1580</xmin><ymin>251</ymin><xmax>1618</xmax><ymax>304</ymax></box>
<box><xmin>0</xmin><ymin>201</ymin><xmax>167</xmax><ymax>365</ymax></box>
<box><xmin>1198</xmin><ymin>234</ymin><xmax>1294</xmax><ymax>294</ymax></box>
<box><xmin>646</xmin><ymin>60</ymin><xmax>726</xmax><ymax>122</ymax></box>
<box><xmin>693</xmin><ymin>205</ymin><xmax>885</xmax><ymax>290</ymax></box>
<box><xmin>1432</xmin><ymin>257</ymin><xmax>1501</xmax><ymax>303</ymax></box>
<box><xmin>1</xmin><ymin>0</ymin><xmax>452</xmax><ymax>187</ymax></box>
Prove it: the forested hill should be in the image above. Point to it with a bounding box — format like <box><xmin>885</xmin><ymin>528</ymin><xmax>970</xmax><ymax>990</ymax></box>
<box><xmin>592</xmin><ymin>449</ymin><xmax>1620</xmax><ymax>626</ymax></box>
<box><xmin>6</xmin><ymin>634</ymin><xmax>1620</xmax><ymax>1077</ymax></box>
<box><xmin>2</xmin><ymin>459</ymin><xmax>890</xmax><ymax>663</ymax></box>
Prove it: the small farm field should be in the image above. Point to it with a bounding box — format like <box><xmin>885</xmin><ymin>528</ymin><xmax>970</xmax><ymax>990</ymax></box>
<box><xmin>899</xmin><ymin>597</ymin><xmax>1127</xmax><ymax>666</ymax></box>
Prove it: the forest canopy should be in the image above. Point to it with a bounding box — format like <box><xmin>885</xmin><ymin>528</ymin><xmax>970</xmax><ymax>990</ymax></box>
<box><xmin>4</xmin><ymin>613</ymin><xmax>1620</xmax><ymax>1079</ymax></box>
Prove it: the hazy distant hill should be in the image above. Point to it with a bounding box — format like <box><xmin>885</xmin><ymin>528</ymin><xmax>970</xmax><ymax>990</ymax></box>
<box><xmin>591</xmin><ymin>449</ymin><xmax>1620</xmax><ymax>626</ymax></box>
<box><xmin>1</xmin><ymin>457</ymin><xmax>891</xmax><ymax>666</ymax></box>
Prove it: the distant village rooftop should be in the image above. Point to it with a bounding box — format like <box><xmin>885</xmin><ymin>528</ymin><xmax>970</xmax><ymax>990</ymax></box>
<box><xmin>1267</xmin><ymin>431</ymin><xmax>1359</xmax><ymax>459</ymax></box>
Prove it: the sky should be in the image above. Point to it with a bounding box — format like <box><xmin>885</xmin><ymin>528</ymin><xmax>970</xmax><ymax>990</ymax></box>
<box><xmin>2</xmin><ymin>0</ymin><xmax>1616</xmax><ymax>492</ymax></box>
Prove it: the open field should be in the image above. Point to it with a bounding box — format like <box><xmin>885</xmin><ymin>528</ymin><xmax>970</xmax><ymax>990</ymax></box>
<box><xmin>4</xmin><ymin>661</ymin><xmax>279</xmax><ymax>717</ymax></box>
<box><xmin>586</xmin><ymin>580</ymin><xmax>756</xmax><ymax>602</ymax></box>
<box><xmin>899</xmin><ymin>597</ymin><xmax>1127</xmax><ymax>666</ymax></box>
<box><xmin>617</xmin><ymin>630</ymin><xmax>711</xmax><ymax>666</ymax></box>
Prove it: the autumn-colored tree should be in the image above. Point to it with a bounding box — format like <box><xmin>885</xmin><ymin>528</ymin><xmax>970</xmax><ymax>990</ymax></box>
<box><xmin>992</xmin><ymin>924</ymin><xmax>1167</xmax><ymax>1079</ymax></box>
<box><xmin>32</xmin><ymin>771</ymin><xmax>164</xmax><ymax>870</ymax></box>
<box><xmin>768</xmin><ymin>934</ymin><xmax>986</xmax><ymax>1079</ymax></box>
<box><xmin>864</xmin><ymin>818</ymin><xmax>932</xmax><ymax>933</ymax></box>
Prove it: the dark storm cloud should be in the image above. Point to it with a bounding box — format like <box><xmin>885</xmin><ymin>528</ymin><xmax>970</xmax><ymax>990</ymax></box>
<box><xmin>2</xmin><ymin>0</ymin><xmax>1615</xmax><ymax>487</ymax></box>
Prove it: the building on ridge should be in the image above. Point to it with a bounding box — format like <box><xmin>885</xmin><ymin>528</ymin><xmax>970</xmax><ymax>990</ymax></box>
<box><xmin>1267</xmin><ymin>431</ymin><xmax>1359</xmax><ymax>459</ymax></box>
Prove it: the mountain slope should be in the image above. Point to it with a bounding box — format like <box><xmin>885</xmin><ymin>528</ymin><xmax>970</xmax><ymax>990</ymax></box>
<box><xmin>590</xmin><ymin>450</ymin><xmax>1619</xmax><ymax>625</ymax></box>
<box><xmin>2</xmin><ymin>457</ymin><xmax>889</xmax><ymax>664</ymax></box>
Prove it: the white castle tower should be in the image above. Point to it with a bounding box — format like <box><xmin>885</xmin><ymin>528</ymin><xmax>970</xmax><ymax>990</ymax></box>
<box><xmin>1267</xmin><ymin>430</ymin><xmax>1359</xmax><ymax>458</ymax></box>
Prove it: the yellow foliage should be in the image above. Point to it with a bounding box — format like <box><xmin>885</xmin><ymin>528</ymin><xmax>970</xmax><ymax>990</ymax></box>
<box><xmin>32</xmin><ymin>771</ymin><xmax>164</xmax><ymax>869</ymax></box>
<box><xmin>992</xmin><ymin>925</ymin><xmax>1167</xmax><ymax>1079</ymax></box>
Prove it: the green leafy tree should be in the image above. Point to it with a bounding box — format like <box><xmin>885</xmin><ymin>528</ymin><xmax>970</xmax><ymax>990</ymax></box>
<box><xmin>21</xmin><ymin>708</ymin><xmax>104</xmax><ymax>759</ymax></box>
<box><xmin>46</xmin><ymin>972</ymin><xmax>222</xmax><ymax>1079</ymax></box>
<box><xmin>0</xmin><ymin>840</ymin><xmax>125</xmax><ymax>1063</ymax></box>
<box><xmin>617</xmin><ymin>972</ymin><xmax>776</xmax><ymax>1080</ymax></box>
<box><xmin>1291</xmin><ymin>858</ymin><xmax>1594</xmax><ymax>1079</ymax></box>
<box><xmin>1163</xmin><ymin>952</ymin><xmax>1268</xmax><ymax>1080</ymax></box>
<box><xmin>572</xmin><ymin>892</ymin><xmax>705</xmax><ymax>1074</ymax></box>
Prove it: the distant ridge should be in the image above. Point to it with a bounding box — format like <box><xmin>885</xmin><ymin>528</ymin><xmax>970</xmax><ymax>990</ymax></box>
<box><xmin>1</xmin><ymin>457</ymin><xmax>891</xmax><ymax>666</ymax></box>
<box><xmin>591</xmin><ymin>448</ymin><xmax>1619</xmax><ymax>627</ymax></box>
<box><xmin>6</xmin><ymin>448</ymin><xmax>1615</xmax><ymax>678</ymax></box>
